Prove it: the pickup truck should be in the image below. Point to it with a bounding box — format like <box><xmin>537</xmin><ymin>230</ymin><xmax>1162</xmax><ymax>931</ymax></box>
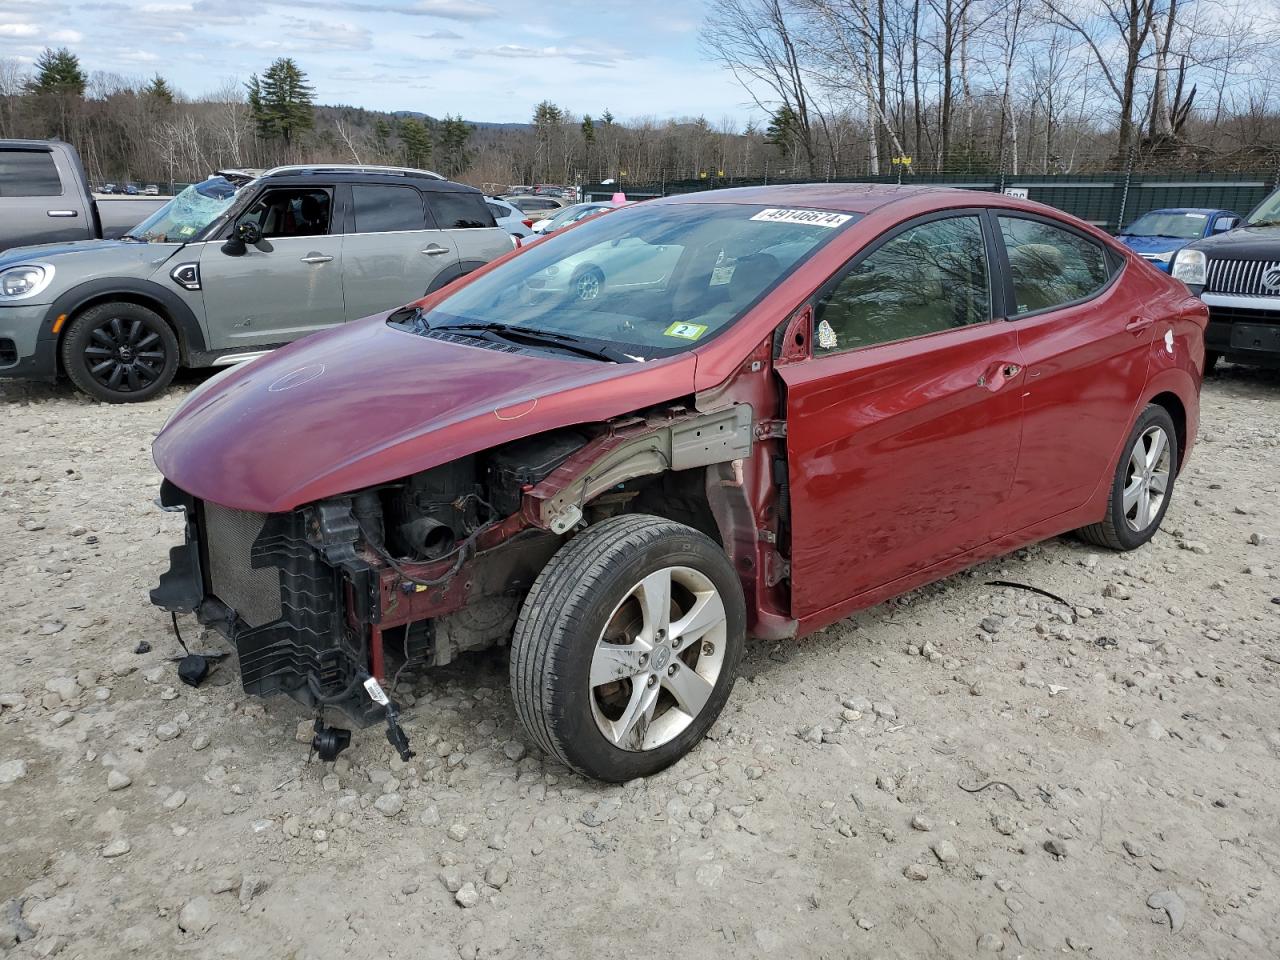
<box><xmin>0</xmin><ymin>140</ymin><xmax>166</xmax><ymax>254</ymax></box>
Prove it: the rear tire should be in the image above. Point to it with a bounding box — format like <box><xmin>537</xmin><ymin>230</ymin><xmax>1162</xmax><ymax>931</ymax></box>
<box><xmin>61</xmin><ymin>301</ymin><xmax>178</xmax><ymax>403</ymax></box>
<box><xmin>1077</xmin><ymin>404</ymin><xmax>1178</xmax><ymax>551</ymax></box>
<box><xmin>510</xmin><ymin>515</ymin><xmax>745</xmax><ymax>782</ymax></box>
<box><xmin>1204</xmin><ymin>350</ymin><xmax>1220</xmax><ymax>375</ymax></box>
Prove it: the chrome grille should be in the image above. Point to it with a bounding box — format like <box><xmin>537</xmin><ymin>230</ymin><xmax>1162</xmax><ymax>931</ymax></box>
<box><xmin>202</xmin><ymin>503</ymin><xmax>283</xmax><ymax>628</ymax></box>
<box><xmin>1205</xmin><ymin>258</ymin><xmax>1280</xmax><ymax>296</ymax></box>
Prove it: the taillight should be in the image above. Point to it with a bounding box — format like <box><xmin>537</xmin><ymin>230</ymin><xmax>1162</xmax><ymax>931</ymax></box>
<box><xmin>513</xmin><ymin>235</ymin><xmax>522</xmax><ymax>249</ymax></box>
<box><xmin>523</xmin><ymin>218</ymin><xmax>535</xmax><ymax>229</ymax></box>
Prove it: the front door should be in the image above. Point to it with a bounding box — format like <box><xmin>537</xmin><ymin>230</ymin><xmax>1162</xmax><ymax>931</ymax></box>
<box><xmin>200</xmin><ymin>185</ymin><xmax>345</xmax><ymax>351</ymax></box>
<box><xmin>778</xmin><ymin>212</ymin><xmax>1025</xmax><ymax>619</ymax></box>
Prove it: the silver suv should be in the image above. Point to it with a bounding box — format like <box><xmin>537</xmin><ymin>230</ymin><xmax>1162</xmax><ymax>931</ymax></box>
<box><xmin>0</xmin><ymin>164</ymin><xmax>513</xmax><ymax>401</ymax></box>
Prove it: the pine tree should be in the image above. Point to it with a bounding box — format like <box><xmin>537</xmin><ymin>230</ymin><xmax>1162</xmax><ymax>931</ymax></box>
<box><xmin>399</xmin><ymin>118</ymin><xmax>432</xmax><ymax>168</ymax></box>
<box><xmin>373</xmin><ymin>118</ymin><xmax>392</xmax><ymax>157</ymax></box>
<box><xmin>143</xmin><ymin>74</ymin><xmax>175</xmax><ymax>103</ymax></box>
<box><xmin>437</xmin><ymin>114</ymin><xmax>472</xmax><ymax>178</ymax></box>
<box><xmin>246</xmin><ymin>58</ymin><xmax>315</xmax><ymax>148</ymax></box>
<box><xmin>28</xmin><ymin>47</ymin><xmax>86</xmax><ymax>96</ymax></box>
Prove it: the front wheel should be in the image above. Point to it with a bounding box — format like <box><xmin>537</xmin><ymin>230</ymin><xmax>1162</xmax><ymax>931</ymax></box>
<box><xmin>61</xmin><ymin>302</ymin><xmax>178</xmax><ymax>403</ymax></box>
<box><xmin>572</xmin><ymin>267</ymin><xmax>604</xmax><ymax>301</ymax></box>
<box><xmin>1077</xmin><ymin>404</ymin><xmax>1178</xmax><ymax>550</ymax></box>
<box><xmin>510</xmin><ymin>515</ymin><xmax>745</xmax><ymax>782</ymax></box>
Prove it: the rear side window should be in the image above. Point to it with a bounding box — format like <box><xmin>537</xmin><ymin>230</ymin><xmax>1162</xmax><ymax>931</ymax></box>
<box><xmin>485</xmin><ymin>201</ymin><xmax>509</xmax><ymax>219</ymax></box>
<box><xmin>428</xmin><ymin>192</ymin><xmax>495</xmax><ymax>229</ymax></box>
<box><xmin>998</xmin><ymin>216</ymin><xmax>1110</xmax><ymax>314</ymax></box>
<box><xmin>352</xmin><ymin>185</ymin><xmax>426</xmax><ymax>233</ymax></box>
<box><xmin>0</xmin><ymin>150</ymin><xmax>62</xmax><ymax>197</ymax></box>
<box><xmin>815</xmin><ymin>215</ymin><xmax>991</xmax><ymax>355</ymax></box>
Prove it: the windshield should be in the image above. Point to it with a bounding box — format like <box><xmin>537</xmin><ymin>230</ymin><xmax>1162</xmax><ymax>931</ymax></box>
<box><xmin>397</xmin><ymin>202</ymin><xmax>856</xmax><ymax>361</ymax></box>
<box><xmin>1122</xmin><ymin>211</ymin><xmax>1207</xmax><ymax>239</ymax></box>
<box><xmin>1247</xmin><ymin>190</ymin><xmax>1280</xmax><ymax>226</ymax></box>
<box><xmin>127</xmin><ymin>176</ymin><xmax>244</xmax><ymax>242</ymax></box>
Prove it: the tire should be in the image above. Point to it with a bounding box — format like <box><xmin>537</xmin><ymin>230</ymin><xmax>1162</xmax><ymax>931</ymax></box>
<box><xmin>1077</xmin><ymin>404</ymin><xmax>1178</xmax><ymax>551</ymax></box>
<box><xmin>1204</xmin><ymin>350</ymin><xmax>1220</xmax><ymax>375</ymax></box>
<box><xmin>61</xmin><ymin>302</ymin><xmax>179</xmax><ymax>403</ymax></box>
<box><xmin>510</xmin><ymin>514</ymin><xmax>746</xmax><ymax>782</ymax></box>
<box><xmin>571</xmin><ymin>266</ymin><xmax>604</xmax><ymax>301</ymax></box>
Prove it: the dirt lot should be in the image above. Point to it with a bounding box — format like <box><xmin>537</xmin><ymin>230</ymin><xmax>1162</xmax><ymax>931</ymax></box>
<box><xmin>1</xmin><ymin>366</ymin><xmax>1277</xmax><ymax>960</ymax></box>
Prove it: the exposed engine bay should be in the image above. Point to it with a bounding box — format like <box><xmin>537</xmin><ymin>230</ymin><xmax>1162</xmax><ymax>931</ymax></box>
<box><xmin>149</xmin><ymin>393</ymin><xmax>788</xmax><ymax>762</ymax></box>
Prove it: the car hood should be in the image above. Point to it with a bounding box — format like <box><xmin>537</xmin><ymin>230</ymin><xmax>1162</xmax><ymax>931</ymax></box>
<box><xmin>1116</xmin><ymin>235</ymin><xmax>1186</xmax><ymax>255</ymax></box>
<box><xmin>153</xmin><ymin>314</ymin><xmax>698</xmax><ymax>513</ymax></box>
<box><xmin>1187</xmin><ymin>224</ymin><xmax>1280</xmax><ymax>259</ymax></box>
<box><xmin>0</xmin><ymin>238</ymin><xmax>182</xmax><ymax>273</ymax></box>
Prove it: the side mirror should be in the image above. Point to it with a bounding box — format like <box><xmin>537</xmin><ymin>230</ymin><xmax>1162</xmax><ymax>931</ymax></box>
<box><xmin>221</xmin><ymin>221</ymin><xmax>262</xmax><ymax>256</ymax></box>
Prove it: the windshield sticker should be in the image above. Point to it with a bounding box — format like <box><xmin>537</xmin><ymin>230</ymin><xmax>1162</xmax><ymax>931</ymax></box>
<box><xmin>750</xmin><ymin>208</ymin><xmax>852</xmax><ymax>228</ymax></box>
<box><xmin>664</xmin><ymin>321</ymin><xmax>708</xmax><ymax>341</ymax></box>
<box><xmin>1184</xmin><ymin>213</ymin><xmax>1207</xmax><ymax>220</ymax></box>
<box><xmin>816</xmin><ymin>319</ymin><xmax>838</xmax><ymax>350</ymax></box>
<box><xmin>709</xmin><ymin>264</ymin><xmax>737</xmax><ymax>286</ymax></box>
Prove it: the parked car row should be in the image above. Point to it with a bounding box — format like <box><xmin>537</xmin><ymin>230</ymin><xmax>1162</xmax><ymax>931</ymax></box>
<box><xmin>100</xmin><ymin>183</ymin><xmax>160</xmax><ymax>195</ymax></box>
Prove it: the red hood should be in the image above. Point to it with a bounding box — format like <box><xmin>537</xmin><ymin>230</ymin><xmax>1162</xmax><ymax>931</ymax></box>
<box><xmin>154</xmin><ymin>315</ymin><xmax>697</xmax><ymax>512</ymax></box>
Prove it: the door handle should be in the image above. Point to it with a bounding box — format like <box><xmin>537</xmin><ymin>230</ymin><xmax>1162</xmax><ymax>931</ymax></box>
<box><xmin>421</xmin><ymin>244</ymin><xmax>450</xmax><ymax>256</ymax></box>
<box><xmin>300</xmin><ymin>253</ymin><xmax>333</xmax><ymax>264</ymax></box>
<box><xmin>977</xmin><ymin>362</ymin><xmax>1021</xmax><ymax>390</ymax></box>
<box><xmin>47</xmin><ymin>209</ymin><xmax>78</xmax><ymax>217</ymax></box>
<box><xmin>1125</xmin><ymin>316</ymin><xmax>1154</xmax><ymax>334</ymax></box>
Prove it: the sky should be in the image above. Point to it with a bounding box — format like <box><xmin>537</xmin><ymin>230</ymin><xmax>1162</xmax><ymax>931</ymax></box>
<box><xmin>0</xmin><ymin>0</ymin><xmax>762</xmax><ymax>126</ymax></box>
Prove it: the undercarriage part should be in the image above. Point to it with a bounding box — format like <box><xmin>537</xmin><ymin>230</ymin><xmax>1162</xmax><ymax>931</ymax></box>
<box><xmin>310</xmin><ymin>716</ymin><xmax>351</xmax><ymax>761</ymax></box>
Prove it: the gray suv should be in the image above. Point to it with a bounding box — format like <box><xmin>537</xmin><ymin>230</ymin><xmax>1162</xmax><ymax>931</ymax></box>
<box><xmin>0</xmin><ymin>164</ymin><xmax>513</xmax><ymax>402</ymax></box>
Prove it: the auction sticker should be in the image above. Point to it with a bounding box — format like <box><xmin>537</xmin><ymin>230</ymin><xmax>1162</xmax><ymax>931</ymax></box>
<box><xmin>750</xmin><ymin>208</ymin><xmax>852</xmax><ymax>228</ymax></box>
<box><xmin>665</xmin><ymin>321</ymin><xmax>708</xmax><ymax>340</ymax></box>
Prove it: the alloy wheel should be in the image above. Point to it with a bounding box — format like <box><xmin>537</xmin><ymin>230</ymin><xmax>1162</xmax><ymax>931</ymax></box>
<box><xmin>588</xmin><ymin>565</ymin><xmax>728</xmax><ymax>751</ymax></box>
<box><xmin>1122</xmin><ymin>424</ymin><xmax>1172</xmax><ymax>532</ymax></box>
<box><xmin>82</xmin><ymin>317</ymin><xmax>167</xmax><ymax>394</ymax></box>
<box><xmin>575</xmin><ymin>271</ymin><xmax>601</xmax><ymax>300</ymax></box>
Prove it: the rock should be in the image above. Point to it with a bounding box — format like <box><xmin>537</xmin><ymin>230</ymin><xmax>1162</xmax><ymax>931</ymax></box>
<box><xmin>238</xmin><ymin>876</ymin><xmax>268</xmax><ymax>905</ymax></box>
<box><xmin>841</xmin><ymin>695</ymin><xmax>872</xmax><ymax>712</ymax></box>
<box><xmin>1248</xmin><ymin>532</ymin><xmax>1267</xmax><ymax>546</ymax></box>
<box><xmin>191</xmin><ymin>733</ymin><xmax>210</xmax><ymax>751</ymax></box>
<box><xmin>163</xmin><ymin>790</ymin><xmax>188</xmax><ymax>811</ymax></box>
<box><xmin>979</xmin><ymin>616</ymin><xmax>1002</xmax><ymax>634</ymax></box>
<box><xmin>447</xmin><ymin>823</ymin><xmax>470</xmax><ymax>842</ymax></box>
<box><xmin>0</xmin><ymin>897</ymin><xmax>36</xmax><ymax>948</ymax></box>
<box><xmin>0</xmin><ymin>760</ymin><xmax>29</xmax><ymax>785</ymax></box>
<box><xmin>932</xmin><ymin>839</ymin><xmax>959</xmax><ymax>864</ymax></box>
<box><xmin>1197</xmin><ymin>733</ymin><xmax>1225</xmax><ymax>754</ymax></box>
<box><xmin>295</xmin><ymin>720</ymin><xmax>314</xmax><ymax>744</ymax></box>
<box><xmin>210</xmin><ymin>871</ymin><xmax>239</xmax><ymax>895</ymax></box>
<box><xmin>44</xmin><ymin>676</ymin><xmax>79</xmax><ymax>702</ymax></box>
<box><xmin>876</xmin><ymin>774</ymin><xmax>897</xmax><ymax>793</ymax></box>
<box><xmin>1147</xmin><ymin>889</ymin><xmax>1187</xmax><ymax>933</ymax></box>
<box><xmin>580</xmin><ymin>800</ymin><xmax>620</xmax><ymax>827</ymax></box>
<box><xmin>440</xmin><ymin>866</ymin><xmax>463</xmax><ymax>893</ymax></box>
<box><xmin>50</xmin><ymin>710</ymin><xmax>73</xmax><ymax>728</ymax></box>
<box><xmin>1122</xmin><ymin>838</ymin><xmax>1147</xmax><ymax>858</ymax></box>
<box><xmin>177</xmin><ymin>897</ymin><xmax>214</xmax><ymax>935</ymax></box>
<box><xmin>155</xmin><ymin>722</ymin><xmax>180</xmax><ymax>741</ymax></box>
<box><xmin>321</xmin><ymin>774</ymin><xmax>340</xmax><ymax>792</ymax></box>
<box><xmin>101</xmin><ymin>839</ymin><xmax>130</xmax><ymax>858</ymax></box>
<box><xmin>1103</xmin><ymin>582</ymin><xmax>1132</xmax><ymax>600</ymax></box>
<box><xmin>690</xmin><ymin>801</ymin><xmax>715</xmax><ymax>824</ymax></box>
<box><xmin>485</xmin><ymin>860</ymin><xmax>511</xmax><ymax>889</ymax></box>
<box><xmin>106</xmin><ymin>769</ymin><xmax>132</xmax><ymax>791</ymax></box>
<box><xmin>991</xmin><ymin>815</ymin><xmax>1016</xmax><ymax>836</ymax></box>
<box><xmin>1044</xmin><ymin>838</ymin><xmax>1068</xmax><ymax>859</ymax></box>
<box><xmin>501</xmin><ymin>740</ymin><xmax>527</xmax><ymax>762</ymax></box>
<box><xmin>872</xmin><ymin>702</ymin><xmax>897</xmax><ymax>720</ymax></box>
<box><xmin>1135</xmin><ymin>719</ymin><xmax>1166</xmax><ymax>741</ymax></box>
<box><xmin>799</xmin><ymin>725</ymin><xmax>823</xmax><ymax>743</ymax></box>
<box><xmin>0</xmin><ymin>693</ymin><xmax>26</xmax><ymax>710</ymax></box>
<box><xmin>374</xmin><ymin>794</ymin><xmax>404</xmax><ymax>817</ymax></box>
<box><xmin>419</xmin><ymin>805</ymin><xmax>441</xmax><ymax>827</ymax></box>
<box><xmin>903</xmin><ymin>863</ymin><xmax>929</xmax><ymax>881</ymax></box>
<box><xmin>1179</xmin><ymin>540</ymin><xmax>1209</xmax><ymax>555</ymax></box>
<box><xmin>745</xmin><ymin>765</ymin><xmax>764</xmax><ymax>780</ymax></box>
<box><xmin>910</xmin><ymin>814</ymin><xmax>933</xmax><ymax>832</ymax></box>
<box><xmin>976</xmin><ymin>933</ymin><xmax>1004</xmax><ymax>952</ymax></box>
<box><xmin>694</xmin><ymin>863</ymin><xmax>723</xmax><ymax>887</ymax></box>
<box><xmin>454</xmin><ymin>882</ymin><xmax>480</xmax><ymax>909</ymax></box>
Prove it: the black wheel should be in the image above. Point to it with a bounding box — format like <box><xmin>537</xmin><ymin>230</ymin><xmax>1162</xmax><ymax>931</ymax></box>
<box><xmin>1078</xmin><ymin>404</ymin><xmax>1178</xmax><ymax>551</ymax></box>
<box><xmin>1204</xmin><ymin>350</ymin><xmax>1220</xmax><ymax>375</ymax></box>
<box><xmin>510</xmin><ymin>514</ymin><xmax>745</xmax><ymax>782</ymax></box>
<box><xmin>61</xmin><ymin>302</ymin><xmax>178</xmax><ymax>403</ymax></box>
<box><xmin>571</xmin><ymin>266</ymin><xmax>604</xmax><ymax>301</ymax></box>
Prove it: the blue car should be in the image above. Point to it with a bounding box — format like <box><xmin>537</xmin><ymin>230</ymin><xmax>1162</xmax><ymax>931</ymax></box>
<box><xmin>1115</xmin><ymin>207</ymin><xmax>1240</xmax><ymax>271</ymax></box>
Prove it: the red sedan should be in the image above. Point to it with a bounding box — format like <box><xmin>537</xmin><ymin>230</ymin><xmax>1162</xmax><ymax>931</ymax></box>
<box><xmin>150</xmin><ymin>185</ymin><xmax>1206</xmax><ymax>781</ymax></box>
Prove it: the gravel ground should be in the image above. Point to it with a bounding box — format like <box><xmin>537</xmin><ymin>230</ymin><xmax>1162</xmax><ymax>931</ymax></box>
<box><xmin>1</xmin><ymin>365</ymin><xmax>1277</xmax><ymax>960</ymax></box>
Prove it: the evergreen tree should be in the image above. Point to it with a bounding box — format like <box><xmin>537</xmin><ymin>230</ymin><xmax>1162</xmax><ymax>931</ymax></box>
<box><xmin>143</xmin><ymin>74</ymin><xmax>175</xmax><ymax>103</ymax></box>
<box><xmin>28</xmin><ymin>47</ymin><xmax>86</xmax><ymax>96</ymax></box>
<box><xmin>373</xmin><ymin>118</ymin><xmax>392</xmax><ymax>157</ymax></box>
<box><xmin>399</xmin><ymin>117</ymin><xmax>432</xmax><ymax>168</ymax></box>
<box><xmin>601</xmin><ymin>109</ymin><xmax>615</xmax><ymax>127</ymax></box>
<box><xmin>766</xmin><ymin>104</ymin><xmax>800</xmax><ymax>148</ymax></box>
<box><xmin>246</xmin><ymin>58</ymin><xmax>315</xmax><ymax>148</ymax></box>
<box><xmin>437</xmin><ymin>114</ymin><xmax>472</xmax><ymax>178</ymax></box>
<box><xmin>580</xmin><ymin>115</ymin><xmax>595</xmax><ymax>143</ymax></box>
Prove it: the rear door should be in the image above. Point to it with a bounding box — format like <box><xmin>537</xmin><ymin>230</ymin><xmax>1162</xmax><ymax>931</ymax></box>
<box><xmin>993</xmin><ymin>212</ymin><xmax>1151</xmax><ymax>525</ymax></box>
<box><xmin>199</xmin><ymin>184</ymin><xmax>345</xmax><ymax>350</ymax></box>
<box><xmin>0</xmin><ymin>145</ymin><xmax>92</xmax><ymax>250</ymax></box>
<box><xmin>340</xmin><ymin>183</ymin><xmax>446</xmax><ymax>320</ymax></box>
<box><xmin>777</xmin><ymin>211</ymin><xmax>1025</xmax><ymax>618</ymax></box>
<box><xmin>425</xmin><ymin>191</ymin><xmax>511</xmax><ymax>274</ymax></box>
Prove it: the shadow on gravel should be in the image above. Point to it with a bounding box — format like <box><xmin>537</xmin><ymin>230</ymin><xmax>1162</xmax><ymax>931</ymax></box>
<box><xmin>0</xmin><ymin>365</ymin><xmax>219</xmax><ymax>407</ymax></box>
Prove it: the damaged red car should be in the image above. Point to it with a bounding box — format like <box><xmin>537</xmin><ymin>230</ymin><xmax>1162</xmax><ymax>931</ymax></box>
<box><xmin>150</xmin><ymin>185</ymin><xmax>1206</xmax><ymax>781</ymax></box>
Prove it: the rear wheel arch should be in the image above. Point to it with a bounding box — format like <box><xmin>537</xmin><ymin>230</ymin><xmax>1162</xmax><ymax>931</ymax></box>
<box><xmin>1147</xmin><ymin>390</ymin><xmax>1186</xmax><ymax>469</ymax></box>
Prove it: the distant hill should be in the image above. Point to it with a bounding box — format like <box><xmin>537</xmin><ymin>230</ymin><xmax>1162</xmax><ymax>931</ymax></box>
<box><xmin>389</xmin><ymin>111</ymin><xmax>532</xmax><ymax>132</ymax></box>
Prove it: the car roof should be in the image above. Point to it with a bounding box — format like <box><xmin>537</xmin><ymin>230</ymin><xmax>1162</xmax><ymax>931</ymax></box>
<box><xmin>658</xmin><ymin>182</ymin><xmax>982</xmax><ymax>214</ymax></box>
<box><xmin>263</xmin><ymin>171</ymin><xmax>482</xmax><ymax>194</ymax></box>
<box><xmin>1134</xmin><ymin>207</ymin><xmax>1223</xmax><ymax>216</ymax></box>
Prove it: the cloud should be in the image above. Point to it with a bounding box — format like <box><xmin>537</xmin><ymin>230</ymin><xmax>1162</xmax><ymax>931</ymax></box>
<box><xmin>48</xmin><ymin>28</ymin><xmax>83</xmax><ymax>42</ymax></box>
<box><xmin>412</xmin><ymin>0</ymin><xmax>496</xmax><ymax>19</ymax></box>
<box><xmin>416</xmin><ymin>28</ymin><xmax>462</xmax><ymax>39</ymax></box>
<box><xmin>467</xmin><ymin>42</ymin><xmax>632</xmax><ymax>67</ymax></box>
<box><xmin>118</xmin><ymin>48</ymin><xmax>160</xmax><ymax>62</ymax></box>
<box><xmin>0</xmin><ymin>22</ymin><xmax>38</xmax><ymax>36</ymax></box>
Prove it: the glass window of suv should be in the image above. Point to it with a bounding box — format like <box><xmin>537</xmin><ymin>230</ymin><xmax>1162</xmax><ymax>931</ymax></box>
<box><xmin>240</xmin><ymin>188</ymin><xmax>332</xmax><ymax>238</ymax></box>
<box><xmin>815</xmin><ymin>215</ymin><xmax>991</xmax><ymax>356</ymax></box>
<box><xmin>352</xmin><ymin>184</ymin><xmax>426</xmax><ymax>233</ymax></box>
<box><xmin>998</xmin><ymin>216</ymin><xmax>1109</xmax><ymax>314</ymax></box>
<box><xmin>0</xmin><ymin>150</ymin><xmax>62</xmax><ymax>197</ymax></box>
<box><xmin>428</xmin><ymin>192</ymin><xmax>496</xmax><ymax>229</ymax></box>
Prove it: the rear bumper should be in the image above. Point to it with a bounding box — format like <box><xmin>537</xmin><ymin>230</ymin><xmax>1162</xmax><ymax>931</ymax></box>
<box><xmin>1201</xmin><ymin>293</ymin><xmax>1280</xmax><ymax>367</ymax></box>
<box><xmin>0</xmin><ymin>303</ymin><xmax>58</xmax><ymax>382</ymax></box>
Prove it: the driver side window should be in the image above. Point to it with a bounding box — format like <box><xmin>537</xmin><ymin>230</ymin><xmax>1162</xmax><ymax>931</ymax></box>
<box><xmin>239</xmin><ymin>188</ymin><xmax>333</xmax><ymax>239</ymax></box>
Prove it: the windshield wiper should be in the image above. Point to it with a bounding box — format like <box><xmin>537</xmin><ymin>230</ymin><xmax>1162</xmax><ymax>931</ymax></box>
<box><xmin>440</xmin><ymin>321</ymin><xmax>636</xmax><ymax>363</ymax></box>
<box><xmin>1247</xmin><ymin>219</ymin><xmax>1280</xmax><ymax>228</ymax></box>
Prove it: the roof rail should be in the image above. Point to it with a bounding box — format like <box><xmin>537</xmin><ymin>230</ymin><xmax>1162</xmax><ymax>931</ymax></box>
<box><xmin>259</xmin><ymin>163</ymin><xmax>446</xmax><ymax>181</ymax></box>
